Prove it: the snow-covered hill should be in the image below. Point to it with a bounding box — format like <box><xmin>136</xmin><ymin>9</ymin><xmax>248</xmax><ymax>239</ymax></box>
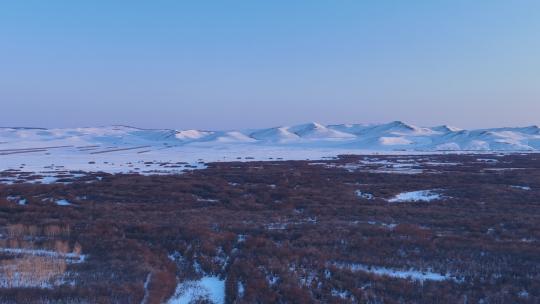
<box><xmin>1</xmin><ymin>121</ymin><xmax>539</xmax><ymax>176</ymax></box>
<box><xmin>4</xmin><ymin>121</ymin><xmax>539</xmax><ymax>151</ymax></box>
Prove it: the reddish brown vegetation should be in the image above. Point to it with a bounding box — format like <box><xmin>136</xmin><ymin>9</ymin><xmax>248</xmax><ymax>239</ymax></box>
<box><xmin>0</xmin><ymin>154</ymin><xmax>539</xmax><ymax>303</ymax></box>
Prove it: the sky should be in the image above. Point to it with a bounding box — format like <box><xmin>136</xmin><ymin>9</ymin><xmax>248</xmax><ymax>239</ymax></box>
<box><xmin>1</xmin><ymin>1</ymin><xmax>539</xmax><ymax>130</ymax></box>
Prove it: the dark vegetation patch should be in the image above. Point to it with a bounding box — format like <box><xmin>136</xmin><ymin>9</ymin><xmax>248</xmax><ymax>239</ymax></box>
<box><xmin>0</xmin><ymin>154</ymin><xmax>539</xmax><ymax>303</ymax></box>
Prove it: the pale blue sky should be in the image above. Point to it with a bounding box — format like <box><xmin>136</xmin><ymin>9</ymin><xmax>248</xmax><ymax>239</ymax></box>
<box><xmin>1</xmin><ymin>1</ymin><xmax>539</xmax><ymax>129</ymax></box>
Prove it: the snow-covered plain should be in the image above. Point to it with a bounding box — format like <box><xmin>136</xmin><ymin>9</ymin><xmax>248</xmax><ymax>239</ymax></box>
<box><xmin>1</xmin><ymin>121</ymin><xmax>539</xmax><ymax>177</ymax></box>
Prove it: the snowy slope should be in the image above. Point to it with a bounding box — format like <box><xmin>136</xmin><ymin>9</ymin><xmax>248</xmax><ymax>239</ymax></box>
<box><xmin>286</xmin><ymin>122</ymin><xmax>356</xmax><ymax>139</ymax></box>
<box><xmin>3</xmin><ymin>122</ymin><xmax>540</xmax><ymax>151</ymax></box>
<box><xmin>249</xmin><ymin>127</ymin><xmax>300</xmax><ymax>143</ymax></box>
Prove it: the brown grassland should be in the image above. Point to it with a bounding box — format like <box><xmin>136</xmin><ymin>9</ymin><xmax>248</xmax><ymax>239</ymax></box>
<box><xmin>0</xmin><ymin>154</ymin><xmax>539</xmax><ymax>303</ymax></box>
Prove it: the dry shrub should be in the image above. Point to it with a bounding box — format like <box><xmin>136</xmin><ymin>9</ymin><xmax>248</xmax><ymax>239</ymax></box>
<box><xmin>0</xmin><ymin>256</ymin><xmax>67</xmax><ymax>288</ymax></box>
<box><xmin>44</xmin><ymin>224</ymin><xmax>71</xmax><ymax>238</ymax></box>
<box><xmin>54</xmin><ymin>240</ymin><xmax>70</xmax><ymax>254</ymax></box>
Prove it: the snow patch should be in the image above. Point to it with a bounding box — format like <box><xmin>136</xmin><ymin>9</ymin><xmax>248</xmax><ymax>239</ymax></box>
<box><xmin>388</xmin><ymin>190</ymin><xmax>443</xmax><ymax>203</ymax></box>
<box><xmin>355</xmin><ymin>190</ymin><xmax>374</xmax><ymax>200</ymax></box>
<box><xmin>237</xmin><ymin>281</ymin><xmax>245</xmax><ymax>298</ymax></box>
<box><xmin>379</xmin><ymin>137</ymin><xmax>412</xmax><ymax>146</ymax></box>
<box><xmin>334</xmin><ymin>262</ymin><xmax>459</xmax><ymax>282</ymax></box>
<box><xmin>510</xmin><ymin>185</ymin><xmax>531</xmax><ymax>191</ymax></box>
<box><xmin>55</xmin><ymin>199</ymin><xmax>72</xmax><ymax>206</ymax></box>
<box><xmin>0</xmin><ymin>247</ymin><xmax>86</xmax><ymax>263</ymax></box>
<box><xmin>167</xmin><ymin>276</ymin><xmax>225</xmax><ymax>304</ymax></box>
<box><xmin>331</xmin><ymin>289</ymin><xmax>351</xmax><ymax>299</ymax></box>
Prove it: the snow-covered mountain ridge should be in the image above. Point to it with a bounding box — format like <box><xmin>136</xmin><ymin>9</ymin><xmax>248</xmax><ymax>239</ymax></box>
<box><xmin>2</xmin><ymin>121</ymin><xmax>540</xmax><ymax>151</ymax></box>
